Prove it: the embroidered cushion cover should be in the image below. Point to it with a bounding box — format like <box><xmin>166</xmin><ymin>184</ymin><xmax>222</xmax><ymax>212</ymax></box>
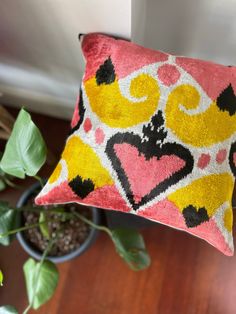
<box><xmin>36</xmin><ymin>33</ymin><xmax>236</xmax><ymax>256</ymax></box>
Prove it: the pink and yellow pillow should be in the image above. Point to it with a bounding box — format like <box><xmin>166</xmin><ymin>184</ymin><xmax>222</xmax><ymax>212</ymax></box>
<box><xmin>36</xmin><ymin>33</ymin><xmax>236</xmax><ymax>256</ymax></box>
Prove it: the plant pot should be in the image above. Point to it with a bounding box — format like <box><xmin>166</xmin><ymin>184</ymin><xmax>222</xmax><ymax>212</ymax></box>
<box><xmin>16</xmin><ymin>181</ymin><xmax>101</xmax><ymax>263</ymax></box>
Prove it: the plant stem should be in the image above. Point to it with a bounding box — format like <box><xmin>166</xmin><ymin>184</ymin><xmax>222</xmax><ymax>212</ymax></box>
<box><xmin>4</xmin><ymin>205</ymin><xmax>113</xmax><ymax>237</ymax></box>
<box><xmin>22</xmin><ymin>303</ymin><xmax>31</xmax><ymax>314</ymax></box>
<box><xmin>25</xmin><ymin>207</ymin><xmax>113</xmax><ymax>236</ymax></box>
<box><xmin>3</xmin><ymin>177</ymin><xmax>22</xmax><ymax>189</ymax></box>
<box><xmin>33</xmin><ymin>175</ymin><xmax>44</xmax><ymax>188</ymax></box>
<box><xmin>73</xmin><ymin>211</ymin><xmax>112</xmax><ymax>237</ymax></box>
<box><xmin>23</xmin><ymin>237</ymin><xmax>56</xmax><ymax>314</ymax></box>
<box><xmin>18</xmin><ymin>206</ymin><xmax>65</xmax><ymax>215</ymax></box>
<box><xmin>0</xmin><ymin>220</ymin><xmax>54</xmax><ymax>239</ymax></box>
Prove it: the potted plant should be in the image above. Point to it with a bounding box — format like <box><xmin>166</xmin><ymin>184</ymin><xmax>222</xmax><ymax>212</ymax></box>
<box><xmin>0</xmin><ymin>107</ymin><xmax>151</xmax><ymax>314</ymax></box>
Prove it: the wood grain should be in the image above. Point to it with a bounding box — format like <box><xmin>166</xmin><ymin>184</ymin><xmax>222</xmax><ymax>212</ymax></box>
<box><xmin>1</xmin><ymin>108</ymin><xmax>236</xmax><ymax>314</ymax></box>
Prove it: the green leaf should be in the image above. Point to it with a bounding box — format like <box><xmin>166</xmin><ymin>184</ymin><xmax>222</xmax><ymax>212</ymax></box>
<box><xmin>0</xmin><ymin>154</ymin><xmax>6</xmax><ymax>191</ymax></box>
<box><xmin>0</xmin><ymin>179</ymin><xmax>6</xmax><ymax>191</ymax></box>
<box><xmin>0</xmin><ymin>201</ymin><xmax>20</xmax><ymax>246</ymax></box>
<box><xmin>39</xmin><ymin>212</ymin><xmax>50</xmax><ymax>239</ymax></box>
<box><xmin>0</xmin><ymin>109</ymin><xmax>47</xmax><ymax>179</ymax></box>
<box><xmin>0</xmin><ymin>270</ymin><xmax>3</xmax><ymax>286</ymax></box>
<box><xmin>23</xmin><ymin>258</ymin><xmax>59</xmax><ymax>310</ymax></box>
<box><xmin>111</xmin><ymin>228</ymin><xmax>151</xmax><ymax>271</ymax></box>
<box><xmin>0</xmin><ymin>305</ymin><xmax>18</xmax><ymax>314</ymax></box>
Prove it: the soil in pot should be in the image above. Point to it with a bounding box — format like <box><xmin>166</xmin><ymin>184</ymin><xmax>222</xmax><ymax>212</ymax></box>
<box><xmin>23</xmin><ymin>193</ymin><xmax>92</xmax><ymax>257</ymax></box>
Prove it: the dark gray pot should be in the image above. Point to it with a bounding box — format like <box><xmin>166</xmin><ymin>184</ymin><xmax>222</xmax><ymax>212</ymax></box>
<box><xmin>16</xmin><ymin>181</ymin><xmax>101</xmax><ymax>263</ymax></box>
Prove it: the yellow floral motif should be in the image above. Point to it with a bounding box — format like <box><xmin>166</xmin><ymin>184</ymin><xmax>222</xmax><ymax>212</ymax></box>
<box><xmin>224</xmin><ymin>207</ymin><xmax>233</xmax><ymax>232</ymax></box>
<box><xmin>61</xmin><ymin>135</ymin><xmax>113</xmax><ymax>188</ymax></box>
<box><xmin>165</xmin><ymin>85</ymin><xmax>236</xmax><ymax>147</ymax></box>
<box><xmin>168</xmin><ymin>173</ymin><xmax>234</xmax><ymax>217</ymax></box>
<box><xmin>48</xmin><ymin>162</ymin><xmax>62</xmax><ymax>184</ymax></box>
<box><xmin>84</xmin><ymin>74</ymin><xmax>160</xmax><ymax>128</ymax></box>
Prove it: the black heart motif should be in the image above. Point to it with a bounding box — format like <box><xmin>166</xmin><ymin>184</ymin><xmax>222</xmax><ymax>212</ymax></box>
<box><xmin>229</xmin><ymin>141</ymin><xmax>236</xmax><ymax>177</ymax></box>
<box><xmin>69</xmin><ymin>175</ymin><xmax>95</xmax><ymax>199</ymax></box>
<box><xmin>182</xmin><ymin>205</ymin><xmax>209</xmax><ymax>228</ymax></box>
<box><xmin>69</xmin><ymin>88</ymin><xmax>86</xmax><ymax>135</ymax></box>
<box><xmin>96</xmin><ymin>56</ymin><xmax>116</xmax><ymax>86</ymax></box>
<box><xmin>106</xmin><ymin>121</ymin><xmax>194</xmax><ymax>210</ymax></box>
<box><xmin>216</xmin><ymin>84</ymin><xmax>236</xmax><ymax>116</ymax></box>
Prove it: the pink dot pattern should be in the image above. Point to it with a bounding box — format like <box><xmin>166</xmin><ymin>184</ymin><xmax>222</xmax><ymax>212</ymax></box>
<box><xmin>95</xmin><ymin>128</ymin><xmax>105</xmax><ymax>144</ymax></box>
<box><xmin>216</xmin><ymin>149</ymin><xmax>227</xmax><ymax>164</ymax></box>
<box><xmin>83</xmin><ymin>118</ymin><xmax>92</xmax><ymax>133</ymax></box>
<box><xmin>157</xmin><ymin>64</ymin><xmax>181</xmax><ymax>86</ymax></box>
<box><xmin>197</xmin><ymin>153</ymin><xmax>211</xmax><ymax>169</ymax></box>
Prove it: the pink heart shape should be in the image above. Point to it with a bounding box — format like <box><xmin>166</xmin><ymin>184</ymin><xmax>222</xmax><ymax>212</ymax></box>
<box><xmin>114</xmin><ymin>143</ymin><xmax>186</xmax><ymax>204</ymax></box>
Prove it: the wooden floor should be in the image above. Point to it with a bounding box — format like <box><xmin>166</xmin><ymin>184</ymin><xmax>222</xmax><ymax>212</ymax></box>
<box><xmin>1</xmin><ymin>109</ymin><xmax>236</xmax><ymax>314</ymax></box>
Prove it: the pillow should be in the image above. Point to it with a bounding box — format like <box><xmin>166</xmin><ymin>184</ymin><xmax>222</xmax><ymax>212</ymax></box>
<box><xmin>36</xmin><ymin>33</ymin><xmax>236</xmax><ymax>256</ymax></box>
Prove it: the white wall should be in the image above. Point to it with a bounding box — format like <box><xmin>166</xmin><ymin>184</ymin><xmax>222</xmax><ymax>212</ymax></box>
<box><xmin>0</xmin><ymin>0</ymin><xmax>235</xmax><ymax>119</ymax></box>
<box><xmin>0</xmin><ymin>0</ymin><xmax>131</xmax><ymax>119</ymax></box>
<box><xmin>132</xmin><ymin>0</ymin><xmax>236</xmax><ymax>65</ymax></box>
